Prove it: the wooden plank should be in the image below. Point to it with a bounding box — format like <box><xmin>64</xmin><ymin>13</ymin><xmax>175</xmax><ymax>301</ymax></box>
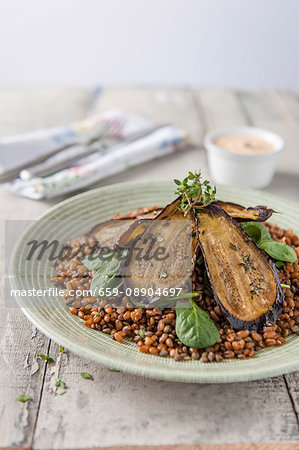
<box><xmin>284</xmin><ymin>372</ymin><xmax>299</xmax><ymax>422</ymax></box>
<box><xmin>0</xmin><ymin>87</ymin><xmax>92</xmax><ymax>137</ymax></box>
<box><xmin>0</xmin><ymin>309</ymin><xmax>50</xmax><ymax>447</ymax></box>
<box><xmin>278</xmin><ymin>91</ymin><xmax>299</xmax><ymax>125</ymax></box>
<box><xmin>0</xmin><ymin>88</ymin><xmax>92</xmax><ymax>448</ymax></box>
<box><xmin>197</xmin><ymin>89</ymin><xmax>249</xmax><ymax>128</ymax></box>
<box><xmin>70</xmin><ymin>446</ymin><xmax>299</xmax><ymax>450</ymax></box>
<box><xmin>33</xmin><ymin>343</ymin><xmax>299</xmax><ymax>449</ymax></box>
<box><xmin>89</xmin><ymin>86</ymin><xmax>203</xmax><ymax>145</ymax></box>
<box><xmin>238</xmin><ymin>90</ymin><xmax>299</xmax><ymax>176</ymax></box>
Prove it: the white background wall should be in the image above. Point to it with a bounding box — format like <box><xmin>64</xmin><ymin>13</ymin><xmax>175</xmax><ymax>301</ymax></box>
<box><xmin>0</xmin><ymin>0</ymin><xmax>298</xmax><ymax>89</ymax></box>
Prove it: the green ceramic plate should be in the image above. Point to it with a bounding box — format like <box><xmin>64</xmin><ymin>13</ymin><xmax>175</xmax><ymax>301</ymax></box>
<box><xmin>10</xmin><ymin>181</ymin><xmax>299</xmax><ymax>383</ymax></box>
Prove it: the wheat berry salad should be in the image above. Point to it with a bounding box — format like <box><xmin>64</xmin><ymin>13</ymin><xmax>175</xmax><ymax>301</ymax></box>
<box><xmin>50</xmin><ymin>172</ymin><xmax>299</xmax><ymax>363</ymax></box>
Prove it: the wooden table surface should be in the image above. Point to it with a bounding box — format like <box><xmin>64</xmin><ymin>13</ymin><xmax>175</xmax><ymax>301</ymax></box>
<box><xmin>0</xmin><ymin>87</ymin><xmax>298</xmax><ymax>449</ymax></box>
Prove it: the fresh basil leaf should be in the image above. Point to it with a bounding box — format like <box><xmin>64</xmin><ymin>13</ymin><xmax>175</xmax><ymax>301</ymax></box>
<box><xmin>90</xmin><ymin>272</ymin><xmax>123</xmax><ymax>295</ymax></box>
<box><xmin>260</xmin><ymin>241</ymin><xmax>297</xmax><ymax>263</ymax></box>
<box><xmin>82</xmin><ymin>250</ymin><xmax>127</xmax><ymax>271</ymax></box>
<box><xmin>89</xmin><ymin>253</ymin><xmax>126</xmax><ymax>296</ymax></box>
<box><xmin>240</xmin><ymin>222</ymin><xmax>264</xmax><ymax>245</ymax></box>
<box><xmin>240</xmin><ymin>222</ymin><xmax>297</xmax><ymax>263</ymax></box>
<box><xmin>175</xmin><ymin>300</ymin><xmax>220</xmax><ymax>349</ymax></box>
<box><xmin>81</xmin><ymin>255</ymin><xmax>104</xmax><ymax>271</ymax></box>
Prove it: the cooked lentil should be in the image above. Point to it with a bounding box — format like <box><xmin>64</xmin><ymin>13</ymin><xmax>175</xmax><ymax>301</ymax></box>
<box><xmin>51</xmin><ymin>208</ymin><xmax>299</xmax><ymax>363</ymax></box>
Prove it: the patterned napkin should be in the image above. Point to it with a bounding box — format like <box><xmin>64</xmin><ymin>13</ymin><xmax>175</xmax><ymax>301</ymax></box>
<box><xmin>3</xmin><ymin>109</ymin><xmax>188</xmax><ymax>199</ymax></box>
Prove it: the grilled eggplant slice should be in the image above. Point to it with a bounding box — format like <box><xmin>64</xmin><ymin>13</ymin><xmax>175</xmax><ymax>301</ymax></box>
<box><xmin>216</xmin><ymin>201</ymin><xmax>273</xmax><ymax>222</ymax></box>
<box><xmin>120</xmin><ymin>198</ymin><xmax>198</xmax><ymax>304</ymax></box>
<box><xmin>194</xmin><ymin>204</ymin><xmax>283</xmax><ymax>331</ymax></box>
<box><xmin>88</xmin><ymin>220</ymin><xmax>135</xmax><ymax>249</ymax></box>
<box><xmin>88</xmin><ymin>209</ymin><xmax>162</xmax><ymax>249</ymax></box>
<box><xmin>113</xmin><ymin>206</ymin><xmax>162</xmax><ymax>220</ymax></box>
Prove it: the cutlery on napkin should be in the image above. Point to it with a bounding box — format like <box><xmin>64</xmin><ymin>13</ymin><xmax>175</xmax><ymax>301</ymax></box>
<box><xmin>2</xmin><ymin>109</ymin><xmax>188</xmax><ymax>199</ymax></box>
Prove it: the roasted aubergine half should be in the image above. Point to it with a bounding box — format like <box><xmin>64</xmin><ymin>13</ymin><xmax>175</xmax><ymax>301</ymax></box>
<box><xmin>119</xmin><ymin>198</ymin><xmax>198</xmax><ymax>305</ymax></box>
<box><xmin>194</xmin><ymin>203</ymin><xmax>283</xmax><ymax>331</ymax></box>
<box><xmin>216</xmin><ymin>201</ymin><xmax>273</xmax><ymax>222</ymax></box>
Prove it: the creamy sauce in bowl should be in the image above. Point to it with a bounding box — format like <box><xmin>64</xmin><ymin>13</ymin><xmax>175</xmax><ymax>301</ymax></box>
<box><xmin>213</xmin><ymin>134</ymin><xmax>276</xmax><ymax>155</ymax></box>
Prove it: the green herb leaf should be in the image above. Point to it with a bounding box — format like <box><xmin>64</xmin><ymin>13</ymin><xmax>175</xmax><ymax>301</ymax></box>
<box><xmin>82</xmin><ymin>250</ymin><xmax>127</xmax><ymax>272</ymax></box>
<box><xmin>39</xmin><ymin>354</ymin><xmax>54</xmax><ymax>363</ymax></box>
<box><xmin>240</xmin><ymin>222</ymin><xmax>297</xmax><ymax>263</ymax></box>
<box><xmin>90</xmin><ymin>254</ymin><xmax>127</xmax><ymax>296</ymax></box>
<box><xmin>275</xmin><ymin>260</ymin><xmax>284</xmax><ymax>269</ymax></box>
<box><xmin>55</xmin><ymin>379</ymin><xmax>66</xmax><ymax>388</ymax></box>
<box><xmin>139</xmin><ymin>328</ymin><xmax>146</xmax><ymax>338</ymax></box>
<box><xmin>80</xmin><ymin>372</ymin><xmax>93</xmax><ymax>380</ymax></box>
<box><xmin>108</xmin><ymin>368</ymin><xmax>120</xmax><ymax>372</ymax></box>
<box><xmin>59</xmin><ymin>346</ymin><xmax>65</xmax><ymax>353</ymax></box>
<box><xmin>281</xmin><ymin>283</ymin><xmax>291</xmax><ymax>289</ymax></box>
<box><xmin>240</xmin><ymin>222</ymin><xmax>264</xmax><ymax>245</ymax></box>
<box><xmin>17</xmin><ymin>394</ymin><xmax>31</xmax><ymax>403</ymax></box>
<box><xmin>174</xmin><ymin>171</ymin><xmax>216</xmax><ymax>215</ymax></box>
<box><xmin>259</xmin><ymin>241</ymin><xmax>297</xmax><ymax>263</ymax></box>
<box><xmin>175</xmin><ymin>300</ymin><xmax>220</xmax><ymax>348</ymax></box>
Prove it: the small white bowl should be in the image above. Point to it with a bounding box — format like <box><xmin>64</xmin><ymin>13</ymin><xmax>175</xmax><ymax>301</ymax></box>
<box><xmin>204</xmin><ymin>127</ymin><xmax>284</xmax><ymax>188</ymax></box>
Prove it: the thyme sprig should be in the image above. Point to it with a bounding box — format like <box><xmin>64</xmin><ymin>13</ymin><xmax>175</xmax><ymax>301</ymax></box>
<box><xmin>174</xmin><ymin>171</ymin><xmax>216</xmax><ymax>216</ymax></box>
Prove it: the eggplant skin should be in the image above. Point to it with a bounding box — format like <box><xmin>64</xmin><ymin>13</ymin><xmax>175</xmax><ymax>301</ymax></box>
<box><xmin>194</xmin><ymin>204</ymin><xmax>283</xmax><ymax>331</ymax></box>
<box><xmin>216</xmin><ymin>201</ymin><xmax>273</xmax><ymax>223</ymax></box>
<box><xmin>88</xmin><ymin>209</ymin><xmax>162</xmax><ymax>250</ymax></box>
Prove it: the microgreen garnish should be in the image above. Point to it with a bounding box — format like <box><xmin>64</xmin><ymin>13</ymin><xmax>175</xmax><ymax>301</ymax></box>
<box><xmin>39</xmin><ymin>354</ymin><xmax>54</xmax><ymax>363</ymax></box>
<box><xmin>281</xmin><ymin>283</ymin><xmax>291</xmax><ymax>289</ymax></box>
<box><xmin>174</xmin><ymin>171</ymin><xmax>216</xmax><ymax>216</ymax></box>
<box><xmin>17</xmin><ymin>394</ymin><xmax>31</xmax><ymax>403</ymax></box>
<box><xmin>59</xmin><ymin>346</ymin><xmax>65</xmax><ymax>353</ymax></box>
<box><xmin>80</xmin><ymin>372</ymin><xmax>93</xmax><ymax>380</ymax></box>
<box><xmin>55</xmin><ymin>379</ymin><xmax>66</xmax><ymax>388</ymax></box>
